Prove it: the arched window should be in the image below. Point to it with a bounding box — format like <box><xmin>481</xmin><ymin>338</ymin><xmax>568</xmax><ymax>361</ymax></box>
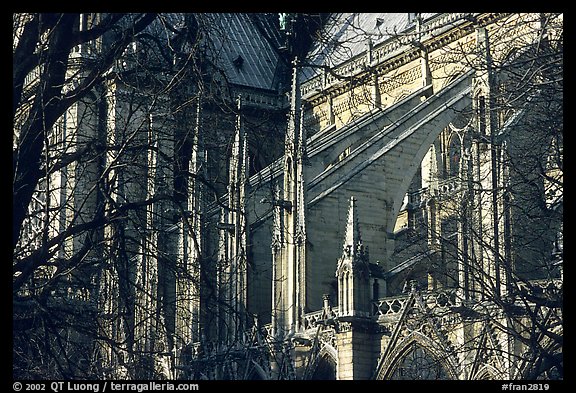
<box><xmin>310</xmin><ymin>354</ymin><xmax>337</xmax><ymax>380</ymax></box>
<box><xmin>478</xmin><ymin>95</ymin><xmax>487</xmax><ymax>136</ymax></box>
<box><xmin>389</xmin><ymin>343</ymin><xmax>450</xmax><ymax>380</ymax></box>
<box><xmin>449</xmin><ymin>135</ymin><xmax>461</xmax><ymax>177</ymax></box>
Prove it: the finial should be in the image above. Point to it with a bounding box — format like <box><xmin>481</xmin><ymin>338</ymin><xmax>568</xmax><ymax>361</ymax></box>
<box><xmin>344</xmin><ymin>196</ymin><xmax>361</xmax><ymax>252</ymax></box>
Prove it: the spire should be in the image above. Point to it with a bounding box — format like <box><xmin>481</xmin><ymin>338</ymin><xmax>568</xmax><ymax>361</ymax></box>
<box><xmin>344</xmin><ymin>197</ymin><xmax>360</xmax><ymax>250</ymax></box>
<box><xmin>285</xmin><ymin>57</ymin><xmax>301</xmax><ymax>155</ymax></box>
<box><xmin>336</xmin><ymin>197</ymin><xmax>371</xmax><ymax>318</ymax></box>
<box><xmin>229</xmin><ymin>95</ymin><xmax>244</xmax><ymax>184</ymax></box>
<box><xmin>272</xmin><ymin>58</ymin><xmax>307</xmax><ymax>336</ymax></box>
<box><xmin>342</xmin><ymin>196</ymin><xmax>367</xmax><ymax>261</ymax></box>
<box><xmin>218</xmin><ymin>94</ymin><xmax>248</xmax><ymax>341</ymax></box>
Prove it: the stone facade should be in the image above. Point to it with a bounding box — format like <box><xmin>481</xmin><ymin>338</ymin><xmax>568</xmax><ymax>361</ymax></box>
<box><xmin>15</xmin><ymin>13</ymin><xmax>562</xmax><ymax>380</ymax></box>
<box><xmin>195</xmin><ymin>12</ymin><xmax>562</xmax><ymax>380</ymax></box>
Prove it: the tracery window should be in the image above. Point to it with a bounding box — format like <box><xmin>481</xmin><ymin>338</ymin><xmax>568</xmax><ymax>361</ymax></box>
<box><xmin>389</xmin><ymin>343</ymin><xmax>450</xmax><ymax>380</ymax></box>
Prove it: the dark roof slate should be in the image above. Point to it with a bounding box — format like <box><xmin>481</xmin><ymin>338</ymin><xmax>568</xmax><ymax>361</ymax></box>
<box><xmin>202</xmin><ymin>13</ymin><xmax>283</xmax><ymax>92</ymax></box>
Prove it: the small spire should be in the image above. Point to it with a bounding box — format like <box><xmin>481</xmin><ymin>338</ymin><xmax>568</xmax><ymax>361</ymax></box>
<box><xmin>340</xmin><ymin>196</ymin><xmax>368</xmax><ymax>265</ymax></box>
<box><xmin>289</xmin><ymin>57</ymin><xmax>301</xmax><ymax>124</ymax></box>
<box><xmin>236</xmin><ymin>94</ymin><xmax>243</xmax><ymax>135</ymax></box>
<box><xmin>229</xmin><ymin>103</ymin><xmax>241</xmax><ymax>182</ymax></box>
<box><xmin>344</xmin><ymin>196</ymin><xmax>362</xmax><ymax>255</ymax></box>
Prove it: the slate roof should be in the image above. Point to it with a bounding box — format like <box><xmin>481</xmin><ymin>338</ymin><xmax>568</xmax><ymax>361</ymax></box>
<box><xmin>302</xmin><ymin>13</ymin><xmax>438</xmax><ymax>80</ymax></box>
<box><xmin>160</xmin><ymin>14</ymin><xmax>448</xmax><ymax>94</ymax></box>
<box><xmin>201</xmin><ymin>13</ymin><xmax>284</xmax><ymax>92</ymax></box>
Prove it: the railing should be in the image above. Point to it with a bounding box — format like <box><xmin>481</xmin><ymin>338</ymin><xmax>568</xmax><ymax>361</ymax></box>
<box><xmin>372</xmin><ymin>288</ymin><xmax>459</xmax><ymax>318</ymax></box>
<box><xmin>301</xmin><ymin>13</ymin><xmax>473</xmax><ymax>98</ymax></box>
<box><xmin>432</xmin><ymin>177</ymin><xmax>462</xmax><ymax>197</ymax></box>
<box><xmin>407</xmin><ymin>177</ymin><xmax>463</xmax><ymax>209</ymax></box>
<box><xmin>517</xmin><ymin>278</ymin><xmax>563</xmax><ymax>298</ymax></box>
<box><xmin>235</xmin><ymin>88</ymin><xmax>286</xmax><ymax>109</ymax></box>
<box><xmin>266</xmin><ymin>290</ymin><xmax>462</xmax><ymax>331</ymax></box>
<box><xmin>423</xmin><ymin>289</ymin><xmax>459</xmax><ymax>309</ymax></box>
<box><xmin>372</xmin><ymin>295</ymin><xmax>408</xmax><ymax>317</ymax></box>
<box><xmin>185</xmin><ymin>287</ymin><xmax>464</xmax><ymax>362</ymax></box>
<box><xmin>301</xmin><ymin>309</ymin><xmax>324</xmax><ymax>330</ymax></box>
<box><xmin>188</xmin><ymin>331</ymin><xmax>263</xmax><ymax>359</ymax></box>
<box><xmin>408</xmin><ymin>188</ymin><xmax>428</xmax><ymax>208</ymax></box>
<box><xmin>23</xmin><ymin>66</ymin><xmax>41</xmax><ymax>89</ymax></box>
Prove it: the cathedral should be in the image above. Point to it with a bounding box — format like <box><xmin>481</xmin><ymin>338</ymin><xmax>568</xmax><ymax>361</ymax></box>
<box><xmin>13</xmin><ymin>13</ymin><xmax>563</xmax><ymax>380</ymax></box>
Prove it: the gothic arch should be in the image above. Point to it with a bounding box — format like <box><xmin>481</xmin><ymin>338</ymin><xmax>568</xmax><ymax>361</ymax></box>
<box><xmin>375</xmin><ymin>332</ymin><xmax>459</xmax><ymax>380</ymax></box>
<box><xmin>318</xmin><ymin>342</ymin><xmax>338</xmax><ymax>363</ymax></box>
<box><xmin>447</xmin><ymin>131</ymin><xmax>462</xmax><ymax>177</ymax></box>
<box><xmin>382</xmin><ymin>71</ymin><xmax>474</xmax><ymax>234</ymax></box>
<box><xmin>309</xmin><ymin>344</ymin><xmax>338</xmax><ymax>380</ymax></box>
<box><xmin>386</xmin><ymin>90</ymin><xmax>469</xmax><ymax>232</ymax></box>
<box><xmin>471</xmin><ymin>364</ymin><xmax>500</xmax><ymax>380</ymax></box>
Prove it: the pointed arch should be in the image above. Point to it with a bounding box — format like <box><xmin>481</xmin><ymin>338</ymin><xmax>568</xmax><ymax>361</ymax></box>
<box><xmin>375</xmin><ymin>332</ymin><xmax>458</xmax><ymax>380</ymax></box>
<box><xmin>448</xmin><ymin>132</ymin><xmax>462</xmax><ymax>177</ymax></box>
<box><xmin>309</xmin><ymin>344</ymin><xmax>338</xmax><ymax>380</ymax></box>
<box><xmin>471</xmin><ymin>364</ymin><xmax>500</xmax><ymax>380</ymax></box>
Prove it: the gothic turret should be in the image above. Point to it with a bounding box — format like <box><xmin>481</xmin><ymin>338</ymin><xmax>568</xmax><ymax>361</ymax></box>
<box><xmin>217</xmin><ymin>96</ymin><xmax>249</xmax><ymax>342</ymax></box>
<box><xmin>336</xmin><ymin>197</ymin><xmax>371</xmax><ymax>317</ymax></box>
<box><xmin>272</xmin><ymin>59</ymin><xmax>307</xmax><ymax>337</ymax></box>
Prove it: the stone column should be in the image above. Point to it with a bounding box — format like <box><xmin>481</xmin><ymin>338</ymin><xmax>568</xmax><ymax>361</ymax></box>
<box><xmin>336</xmin><ymin>321</ymin><xmax>377</xmax><ymax>380</ymax></box>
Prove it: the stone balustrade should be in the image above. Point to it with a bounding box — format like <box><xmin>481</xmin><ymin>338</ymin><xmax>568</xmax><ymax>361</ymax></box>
<box><xmin>372</xmin><ymin>295</ymin><xmax>407</xmax><ymax>317</ymax></box>
<box><xmin>300</xmin><ymin>309</ymin><xmax>324</xmax><ymax>330</ymax></box>
<box><xmin>301</xmin><ymin>13</ymin><xmax>473</xmax><ymax>99</ymax></box>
